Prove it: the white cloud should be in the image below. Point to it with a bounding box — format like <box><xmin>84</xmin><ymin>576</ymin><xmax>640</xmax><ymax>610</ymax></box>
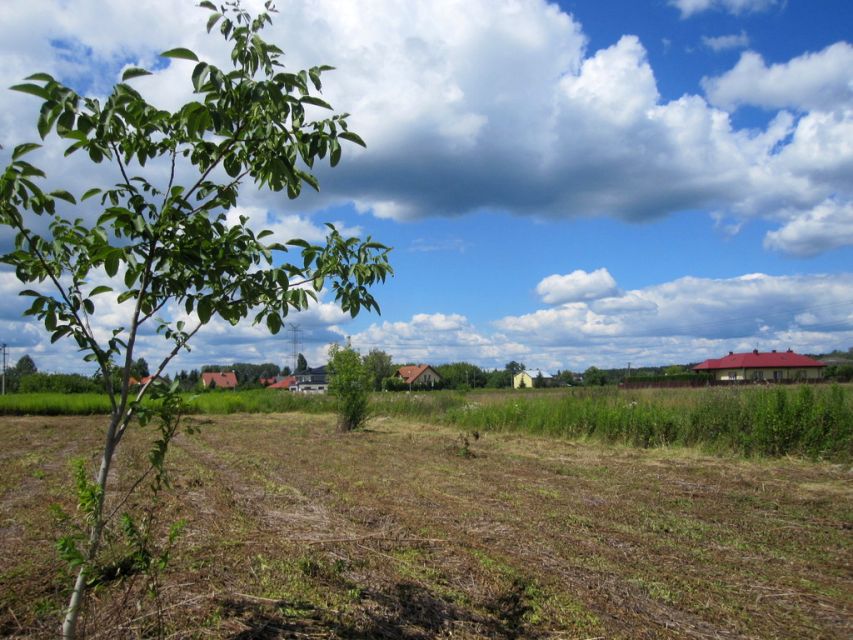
<box><xmin>343</xmin><ymin>272</ymin><xmax>853</xmax><ymax>371</ymax></box>
<box><xmin>2</xmin><ymin>1</ymin><xmax>852</xmax><ymax>257</ymax></box>
<box><xmin>499</xmin><ymin>273</ymin><xmax>853</xmax><ymax>346</ymax></box>
<box><xmin>763</xmin><ymin>199</ymin><xmax>853</xmax><ymax>256</ymax></box>
<box><xmin>536</xmin><ymin>269</ymin><xmax>619</xmax><ymax>304</ymax></box>
<box><xmin>702</xmin><ymin>31</ymin><xmax>750</xmax><ymax>52</ymax></box>
<box><xmin>670</xmin><ymin>0</ymin><xmax>778</xmax><ymax>18</ymax></box>
<box><xmin>702</xmin><ymin>43</ymin><xmax>853</xmax><ymax>112</ymax></box>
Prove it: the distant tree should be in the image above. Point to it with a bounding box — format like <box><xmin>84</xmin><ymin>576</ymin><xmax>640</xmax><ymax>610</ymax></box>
<box><xmin>583</xmin><ymin>366</ymin><xmax>607</xmax><ymax>386</ymax></box>
<box><xmin>436</xmin><ymin>362</ymin><xmax>486</xmax><ymax>389</ymax></box>
<box><xmin>553</xmin><ymin>369</ymin><xmax>575</xmax><ymax>386</ymax></box>
<box><xmin>130</xmin><ymin>357</ymin><xmax>150</xmax><ymax>379</ymax></box>
<box><xmin>362</xmin><ymin>348</ymin><xmax>394</xmax><ymax>391</ymax></box>
<box><xmin>505</xmin><ymin>361</ymin><xmax>525</xmax><ymax>379</ymax></box>
<box><xmin>534</xmin><ymin>371</ymin><xmax>545</xmax><ymax>388</ymax></box>
<box><xmin>14</xmin><ymin>354</ymin><xmax>38</xmax><ymax>376</ymax></box>
<box><xmin>485</xmin><ymin>369</ymin><xmax>511</xmax><ymax>388</ymax></box>
<box><xmin>296</xmin><ymin>353</ymin><xmax>309</xmax><ymax>373</ymax></box>
<box><xmin>328</xmin><ymin>343</ymin><xmax>371</xmax><ymax>431</ymax></box>
<box><xmin>280</xmin><ymin>365</ymin><xmax>292</xmax><ymax>377</ymax></box>
<box><xmin>664</xmin><ymin>365</ymin><xmax>687</xmax><ymax>376</ymax></box>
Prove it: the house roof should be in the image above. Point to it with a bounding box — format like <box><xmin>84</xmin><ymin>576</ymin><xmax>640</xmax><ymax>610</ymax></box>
<box><xmin>201</xmin><ymin>371</ymin><xmax>238</xmax><ymax>388</ymax></box>
<box><xmin>396</xmin><ymin>364</ymin><xmax>439</xmax><ymax>384</ymax></box>
<box><xmin>517</xmin><ymin>370</ymin><xmax>554</xmax><ymax>379</ymax></box>
<box><xmin>266</xmin><ymin>376</ymin><xmax>296</xmax><ymax>389</ymax></box>
<box><xmin>693</xmin><ymin>350</ymin><xmax>825</xmax><ymax>371</ymax></box>
<box><xmin>129</xmin><ymin>375</ymin><xmax>158</xmax><ymax>386</ymax></box>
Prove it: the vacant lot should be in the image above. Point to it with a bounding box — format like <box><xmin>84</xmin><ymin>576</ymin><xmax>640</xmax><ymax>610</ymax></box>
<box><xmin>1</xmin><ymin>413</ymin><xmax>850</xmax><ymax>638</ymax></box>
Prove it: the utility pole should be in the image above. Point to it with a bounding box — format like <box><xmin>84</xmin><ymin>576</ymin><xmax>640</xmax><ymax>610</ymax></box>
<box><xmin>1</xmin><ymin>343</ymin><xmax>6</xmax><ymax>396</ymax></box>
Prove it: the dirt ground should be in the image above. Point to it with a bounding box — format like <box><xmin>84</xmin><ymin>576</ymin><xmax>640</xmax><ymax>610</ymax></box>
<box><xmin>1</xmin><ymin>413</ymin><xmax>850</xmax><ymax>638</ymax></box>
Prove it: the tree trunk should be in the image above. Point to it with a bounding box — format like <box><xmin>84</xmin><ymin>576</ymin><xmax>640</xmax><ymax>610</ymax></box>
<box><xmin>61</xmin><ymin>418</ymin><xmax>118</xmax><ymax>639</ymax></box>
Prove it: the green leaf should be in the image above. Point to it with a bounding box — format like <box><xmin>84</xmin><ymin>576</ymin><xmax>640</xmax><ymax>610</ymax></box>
<box><xmin>81</xmin><ymin>188</ymin><xmax>102</xmax><ymax>201</ymax></box>
<box><xmin>300</xmin><ymin>96</ymin><xmax>332</xmax><ymax>110</ymax></box>
<box><xmin>90</xmin><ymin>286</ymin><xmax>113</xmax><ymax>296</ymax></box>
<box><xmin>266</xmin><ymin>312</ymin><xmax>281</xmax><ymax>334</ymax></box>
<box><xmin>12</xmin><ymin>143</ymin><xmax>41</xmax><ymax>160</ymax></box>
<box><xmin>191</xmin><ymin>62</ymin><xmax>210</xmax><ymax>92</ymax></box>
<box><xmin>206</xmin><ymin>12</ymin><xmax>222</xmax><ymax>33</ymax></box>
<box><xmin>160</xmin><ymin>47</ymin><xmax>199</xmax><ymax>62</ymax></box>
<box><xmin>10</xmin><ymin>83</ymin><xmax>49</xmax><ymax>100</ymax></box>
<box><xmin>197</xmin><ymin>297</ymin><xmax>212</xmax><ymax>324</ymax></box>
<box><xmin>49</xmin><ymin>190</ymin><xmax>77</xmax><ymax>205</ymax></box>
<box><xmin>121</xmin><ymin>67</ymin><xmax>152</xmax><ymax>81</ymax></box>
<box><xmin>330</xmin><ymin>138</ymin><xmax>341</xmax><ymax>167</ymax></box>
<box><xmin>25</xmin><ymin>72</ymin><xmax>55</xmax><ymax>83</ymax></box>
<box><xmin>339</xmin><ymin>131</ymin><xmax>366</xmax><ymax>147</ymax></box>
<box><xmin>105</xmin><ymin>251</ymin><xmax>120</xmax><ymax>277</ymax></box>
<box><xmin>198</xmin><ymin>0</ymin><xmax>217</xmax><ymax>9</ymax></box>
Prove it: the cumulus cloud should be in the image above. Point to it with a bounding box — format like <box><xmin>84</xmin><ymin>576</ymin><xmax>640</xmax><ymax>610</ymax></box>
<box><xmin>670</xmin><ymin>0</ymin><xmax>778</xmax><ymax>18</ymax></box>
<box><xmin>2</xmin><ymin>1</ymin><xmax>852</xmax><ymax>257</ymax></box>
<box><xmin>702</xmin><ymin>43</ymin><xmax>853</xmax><ymax>112</ymax></box>
<box><xmin>763</xmin><ymin>199</ymin><xmax>853</xmax><ymax>256</ymax></box>
<box><xmin>702</xmin><ymin>31</ymin><xmax>750</xmax><ymax>52</ymax></box>
<box><xmin>343</xmin><ymin>272</ymin><xmax>853</xmax><ymax>371</ymax></box>
<box><xmin>499</xmin><ymin>273</ymin><xmax>853</xmax><ymax>344</ymax></box>
<box><xmin>536</xmin><ymin>269</ymin><xmax>619</xmax><ymax>304</ymax></box>
<box><xmin>349</xmin><ymin>312</ymin><xmax>529</xmax><ymax>369</ymax></box>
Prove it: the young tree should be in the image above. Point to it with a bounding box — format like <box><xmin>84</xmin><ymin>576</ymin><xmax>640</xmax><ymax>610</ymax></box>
<box><xmin>328</xmin><ymin>343</ymin><xmax>372</xmax><ymax>431</ymax></box>
<box><xmin>362</xmin><ymin>348</ymin><xmax>394</xmax><ymax>390</ymax></box>
<box><xmin>296</xmin><ymin>353</ymin><xmax>309</xmax><ymax>373</ymax></box>
<box><xmin>0</xmin><ymin>3</ymin><xmax>391</xmax><ymax>637</ymax></box>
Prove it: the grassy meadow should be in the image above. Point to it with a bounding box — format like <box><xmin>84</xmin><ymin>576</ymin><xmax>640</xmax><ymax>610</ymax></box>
<box><xmin>1</xmin><ymin>384</ymin><xmax>850</xmax><ymax>461</ymax></box>
<box><xmin>1</xmin><ymin>413</ymin><xmax>850</xmax><ymax>638</ymax></box>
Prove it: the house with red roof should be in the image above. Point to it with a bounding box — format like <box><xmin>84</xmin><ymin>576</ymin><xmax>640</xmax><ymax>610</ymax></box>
<box><xmin>692</xmin><ymin>349</ymin><xmax>825</xmax><ymax>382</ymax></box>
<box><xmin>201</xmin><ymin>371</ymin><xmax>238</xmax><ymax>389</ymax></box>
<box><xmin>265</xmin><ymin>375</ymin><xmax>296</xmax><ymax>390</ymax></box>
<box><xmin>395</xmin><ymin>364</ymin><xmax>442</xmax><ymax>388</ymax></box>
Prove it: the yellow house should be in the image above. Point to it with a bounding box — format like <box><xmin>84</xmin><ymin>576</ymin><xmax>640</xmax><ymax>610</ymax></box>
<box><xmin>692</xmin><ymin>349</ymin><xmax>825</xmax><ymax>382</ymax></box>
<box><xmin>513</xmin><ymin>369</ymin><xmax>553</xmax><ymax>389</ymax></box>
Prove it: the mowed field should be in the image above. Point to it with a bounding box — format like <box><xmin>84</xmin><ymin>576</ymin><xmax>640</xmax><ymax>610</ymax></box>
<box><xmin>1</xmin><ymin>413</ymin><xmax>850</xmax><ymax>639</ymax></box>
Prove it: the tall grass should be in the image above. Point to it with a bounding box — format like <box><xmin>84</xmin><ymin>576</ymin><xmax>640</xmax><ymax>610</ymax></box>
<box><xmin>0</xmin><ymin>393</ymin><xmax>112</xmax><ymax>415</ymax></box>
<box><xmin>2</xmin><ymin>385</ymin><xmax>849</xmax><ymax>461</ymax></box>
<box><xmin>0</xmin><ymin>390</ymin><xmax>333</xmax><ymax>416</ymax></box>
<box><xmin>441</xmin><ymin>385</ymin><xmax>851</xmax><ymax>461</ymax></box>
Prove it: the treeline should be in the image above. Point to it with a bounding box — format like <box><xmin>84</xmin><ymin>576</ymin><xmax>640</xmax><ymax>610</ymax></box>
<box><xmin>0</xmin><ymin>355</ymin><xmax>298</xmax><ymax>394</ymax></box>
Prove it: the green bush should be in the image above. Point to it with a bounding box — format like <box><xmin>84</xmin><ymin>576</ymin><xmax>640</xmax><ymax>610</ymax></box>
<box><xmin>328</xmin><ymin>344</ymin><xmax>372</xmax><ymax>431</ymax></box>
<box><xmin>18</xmin><ymin>373</ymin><xmax>101</xmax><ymax>394</ymax></box>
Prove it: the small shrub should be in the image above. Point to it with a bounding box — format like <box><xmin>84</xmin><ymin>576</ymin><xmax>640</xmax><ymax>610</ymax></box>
<box><xmin>328</xmin><ymin>344</ymin><xmax>372</xmax><ymax>432</ymax></box>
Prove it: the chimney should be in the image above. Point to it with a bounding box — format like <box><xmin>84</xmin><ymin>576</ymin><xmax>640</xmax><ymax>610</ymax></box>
<box><xmin>753</xmin><ymin>349</ymin><xmax>759</xmax><ymax>355</ymax></box>
<box><xmin>728</xmin><ymin>351</ymin><xmax>734</xmax><ymax>356</ymax></box>
<box><xmin>786</xmin><ymin>348</ymin><xmax>793</xmax><ymax>353</ymax></box>
<box><xmin>772</xmin><ymin>349</ymin><xmax>777</xmax><ymax>353</ymax></box>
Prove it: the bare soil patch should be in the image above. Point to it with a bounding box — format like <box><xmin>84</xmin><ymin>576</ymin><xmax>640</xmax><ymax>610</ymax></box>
<box><xmin>1</xmin><ymin>414</ymin><xmax>850</xmax><ymax>638</ymax></box>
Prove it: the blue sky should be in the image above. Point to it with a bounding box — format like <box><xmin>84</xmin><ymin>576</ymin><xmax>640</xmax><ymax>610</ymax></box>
<box><xmin>1</xmin><ymin>0</ymin><xmax>851</xmax><ymax>374</ymax></box>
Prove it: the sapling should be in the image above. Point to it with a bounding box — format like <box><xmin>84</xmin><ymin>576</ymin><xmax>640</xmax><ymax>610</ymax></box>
<box><xmin>0</xmin><ymin>2</ymin><xmax>391</xmax><ymax>636</ymax></box>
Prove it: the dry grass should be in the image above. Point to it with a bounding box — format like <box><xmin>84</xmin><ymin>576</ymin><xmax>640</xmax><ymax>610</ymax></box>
<box><xmin>1</xmin><ymin>413</ymin><xmax>850</xmax><ymax>639</ymax></box>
